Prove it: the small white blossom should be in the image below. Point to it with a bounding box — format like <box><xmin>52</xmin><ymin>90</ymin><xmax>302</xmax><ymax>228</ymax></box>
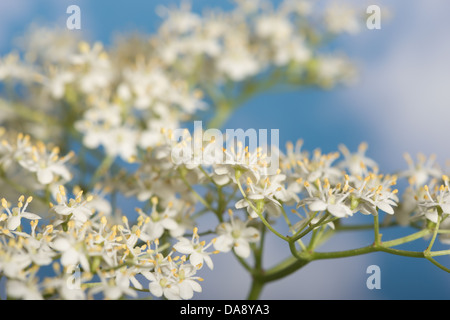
<box><xmin>324</xmin><ymin>3</ymin><xmax>361</xmax><ymax>34</ymax></box>
<box><xmin>173</xmin><ymin>228</ymin><xmax>218</xmax><ymax>270</ymax></box>
<box><xmin>138</xmin><ymin>197</ymin><xmax>180</xmax><ymax>242</ymax></box>
<box><xmin>6</xmin><ymin>278</ymin><xmax>43</xmax><ymax>300</ymax></box>
<box><xmin>51</xmin><ymin>236</ymin><xmax>90</xmax><ymax>272</ymax></box>
<box><xmin>214</xmin><ymin>210</ymin><xmax>260</xmax><ymax>258</ymax></box>
<box><xmin>347</xmin><ymin>174</ymin><xmax>399</xmax><ymax>216</ymax></box>
<box><xmin>399</xmin><ymin>153</ymin><xmax>442</xmax><ymax>188</ymax></box>
<box><xmin>1</xmin><ymin>196</ymin><xmax>41</xmax><ymax>231</ymax></box>
<box><xmin>338</xmin><ymin>142</ymin><xmax>378</xmax><ymax>177</ymax></box>
<box><xmin>301</xmin><ymin>179</ymin><xmax>352</xmax><ymax>218</ymax></box>
<box><xmin>417</xmin><ymin>176</ymin><xmax>450</xmax><ymax>223</ymax></box>
<box><xmin>51</xmin><ymin>185</ymin><xmax>94</xmax><ymax>226</ymax></box>
<box><xmin>20</xmin><ymin>144</ymin><xmax>73</xmax><ymax>185</ymax></box>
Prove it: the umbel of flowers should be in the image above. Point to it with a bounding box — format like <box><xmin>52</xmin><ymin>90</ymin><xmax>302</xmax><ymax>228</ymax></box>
<box><xmin>0</xmin><ymin>0</ymin><xmax>449</xmax><ymax>300</ymax></box>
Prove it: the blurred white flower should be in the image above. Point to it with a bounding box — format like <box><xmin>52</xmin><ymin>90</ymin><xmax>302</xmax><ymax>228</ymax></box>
<box><xmin>324</xmin><ymin>3</ymin><xmax>361</xmax><ymax>34</ymax></box>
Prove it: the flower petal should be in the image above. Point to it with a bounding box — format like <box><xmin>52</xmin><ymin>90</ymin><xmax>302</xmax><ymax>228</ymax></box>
<box><xmin>308</xmin><ymin>200</ymin><xmax>328</xmax><ymax>212</ymax></box>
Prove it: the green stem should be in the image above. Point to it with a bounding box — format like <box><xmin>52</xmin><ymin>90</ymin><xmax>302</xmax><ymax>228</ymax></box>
<box><xmin>234</xmin><ymin>171</ymin><xmax>289</xmax><ymax>241</ymax></box>
<box><xmin>263</xmin><ymin>255</ymin><xmax>311</xmax><ymax>283</ymax></box>
<box><xmin>290</xmin><ymin>211</ymin><xmax>327</xmax><ymax>242</ymax></box>
<box><xmin>382</xmin><ymin>229</ymin><xmax>431</xmax><ymax>247</ymax></box>
<box><xmin>281</xmin><ymin>205</ymin><xmax>307</xmax><ymax>251</ymax></box>
<box><xmin>425</xmin><ymin>210</ymin><xmax>442</xmax><ymax>254</ymax></box>
<box><xmin>374</xmin><ymin>213</ymin><xmax>381</xmax><ymax>245</ymax></box>
<box><xmin>425</xmin><ymin>256</ymin><xmax>450</xmax><ymax>273</ymax></box>
<box><xmin>247</xmin><ymin>277</ymin><xmax>265</xmax><ymax>300</ymax></box>
<box><xmin>430</xmin><ymin>249</ymin><xmax>450</xmax><ymax>257</ymax></box>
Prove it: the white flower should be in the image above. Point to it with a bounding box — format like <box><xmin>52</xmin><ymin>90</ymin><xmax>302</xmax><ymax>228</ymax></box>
<box><xmin>0</xmin><ymin>132</ymin><xmax>33</xmax><ymax>169</ymax></box>
<box><xmin>338</xmin><ymin>142</ymin><xmax>378</xmax><ymax>177</ymax></box>
<box><xmin>399</xmin><ymin>153</ymin><xmax>442</xmax><ymax>188</ymax></box>
<box><xmin>0</xmin><ymin>53</ymin><xmax>35</xmax><ymax>81</ymax></box>
<box><xmin>173</xmin><ymin>228</ymin><xmax>217</xmax><ymax>270</ymax></box>
<box><xmin>216</xmin><ymin>33</ymin><xmax>260</xmax><ymax>81</ymax></box>
<box><xmin>146</xmin><ymin>270</ymin><xmax>180</xmax><ymax>300</ymax></box>
<box><xmin>43</xmin><ymin>275</ymin><xmax>86</xmax><ymax>300</ymax></box>
<box><xmin>438</xmin><ymin>217</ymin><xmax>450</xmax><ymax>244</ymax></box>
<box><xmin>294</xmin><ymin>148</ymin><xmax>342</xmax><ymax>185</ymax></box>
<box><xmin>157</xmin><ymin>1</ymin><xmax>201</xmax><ymax>35</ymax></box>
<box><xmin>16</xmin><ymin>233</ymin><xmax>55</xmax><ymax>266</ymax></box>
<box><xmin>70</xmin><ymin>42</ymin><xmax>113</xmax><ymax>94</ymax></box>
<box><xmin>324</xmin><ymin>3</ymin><xmax>360</xmax><ymax>34</ymax></box>
<box><xmin>213</xmin><ymin>141</ymin><xmax>265</xmax><ymax>185</ymax></box>
<box><xmin>272</xmin><ymin>35</ymin><xmax>311</xmax><ymax>66</ymax></box>
<box><xmin>214</xmin><ymin>211</ymin><xmax>260</xmax><ymax>258</ymax></box>
<box><xmin>0</xmin><ymin>247</ymin><xmax>33</xmax><ymax>279</ymax></box>
<box><xmin>143</xmin><ymin>247</ymin><xmax>203</xmax><ymax>300</ymax></box>
<box><xmin>1</xmin><ymin>196</ymin><xmax>41</xmax><ymax>231</ymax></box>
<box><xmin>74</xmin><ymin>103</ymin><xmax>122</xmax><ymax>150</ymax></box>
<box><xmin>51</xmin><ymin>236</ymin><xmax>90</xmax><ymax>272</ymax></box>
<box><xmin>165</xmin><ymin>200</ymin><xmax>195</xmax><ymax>238</ymax></box>
<box><xmin>6</xmin><ymin>279</ymin><xmax>43</xmax><ymax>300</ymax></box>
<box><xmin>255</xmin><ymin>14</ymin><xmax>293</xmax><ymax>43</ymax></box>
<box><xmin>316</xmin><ymin>55</ymin><xmax>356</xmax><ymax>87</ymax></box>
<box><xmin>235</xmin><ymin>174</ymin><xmax>287</xmax><ymax>218</ymax></box>
<box><xmin>301</xmin><ymin>179</ymin><xmax>352</xmax><ymax>218</ymax></box>
<box><xmin>103</xmin><ymin>126</ymin><xmax>138</xmax><ymax>162</ymax></box>
<box><xmin>45</xmin><ymin>70</ymin><xmax>75</xmax><ymax>99</ymax></box>
<box><xmin>175</xmin><ymin>263</ymin><xmax>203</xmax><ymax>300</ymax></box>
<box><xmin>417</xmin><ymin>177</ymin><xmax>450</xmax><ymax>223</ymax></box>
<box><xmin>90</xmin><ymin>270</ymin><xmax>138</xmax><ymax>300</ymax></box>
<box><xmin>51</xmin><ymin>186</ymin><xmax>94</xmax><ymax>225</ymax></box>
<box><xmin>347</xmin><ymin>174</ymin><xmax>399</xmax><ymax>216</ymax></box>
<box><xmin>138</xmin><ymin>197</ymin><xmax>180</xmax><ymax>242</ymax></box>
<box><xmin>19</xmin><ymin>144</ymin><xmax>73</xmax><ymax>185</ymax></box>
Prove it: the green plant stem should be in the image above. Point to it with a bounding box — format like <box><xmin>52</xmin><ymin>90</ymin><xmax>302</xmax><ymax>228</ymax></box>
<box><xmin>234</xmin><ymin>172</ymin><xmax>289</xmax><ymax>242</ymax></box>
<box><xmin>425</xmin><ymin>210</ymin><xmax>442</xmax><ymax>254</ymax></box>
<box><xmin>245</xmin><ymin>217</ymin><xmax>449</xmax><ymax>300</ymax></box>
<box><xmin>382</xmin><ymin>229</ymin><xmax>431</xmax><ymax>247</ymax></box>
<box><xmin>374</xmin><ymin>213</ymin><xmax>381</xmax><ymax>245</ymax></box>
<box><xmin>247</xmin><ymin>277</ymin><xmax>266</xmax><ymax>300</ymax></box>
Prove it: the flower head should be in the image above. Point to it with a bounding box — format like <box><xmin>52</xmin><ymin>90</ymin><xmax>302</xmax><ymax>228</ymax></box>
<box><xmin>214</xmin><ymin>210</ymin><xmax>260</xmax><ymax>258</ymax></box>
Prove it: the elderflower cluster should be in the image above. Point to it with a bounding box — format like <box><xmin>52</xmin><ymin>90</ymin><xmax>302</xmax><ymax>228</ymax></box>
<box><xmin>0</xmin><ymin>191</ymin><xmax>218</xmax><ymax>300</ymax></box>
<box><xmin>0</xmin><ymin>0</ymin><xmax>359</xmax><ymax>157</ymax></box>
<box><xmin>155</xmin><ymin>0</ymin><xmax>359</xmax><ymax>83</ymax></box>
<box><xmin>4</xmin><ymin>0</ymin><xmax>445</xmax><ymax>302</ymax></box>
<box><xmin>0</xmin><ymin>131</ymin><xmax>73</xmax><ymax>203</ymax></box>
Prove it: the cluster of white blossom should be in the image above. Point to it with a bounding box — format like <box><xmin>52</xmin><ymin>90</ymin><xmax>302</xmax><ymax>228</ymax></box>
<box><xmin>395</xmin><ymin>153</ymin><xmax>450</xmax><ymax>242</ymax></box>
<box><xmin>154</xmin><ymin>0</ymin><xmax>360</xmax><ymax>83</ymax></box>
<box><xmin>3</xmin><ymin>0</ymin><xmax>447</xmax><ymax>301</ymax></box>
<box><xmin>0</xmin><ymin>131</ymin><xmax>73</xmax><ymax>201</ymax></box>
<box><xmin>1</xmin><ymin>126</ymin><xmax>449</xmax><ymax>299</ymax></box>
<box><xmin>0</xmin><ymin>0</ymin><xmax>360</xmax><ymax>156</ymax></box>
<box><xmin>0</xmin><ymin>187</ymin><xmax>219</xmax><ymax>300</ymax></box>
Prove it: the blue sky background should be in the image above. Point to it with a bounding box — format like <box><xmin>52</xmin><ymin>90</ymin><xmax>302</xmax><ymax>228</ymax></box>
<box><xmin>0</xmin><ymin>0</ymin><xmax>449</xmax><ymax>299</ymax></box>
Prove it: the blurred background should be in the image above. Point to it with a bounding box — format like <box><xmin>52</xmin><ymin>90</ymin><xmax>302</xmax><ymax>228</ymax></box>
<box><xmin>0</xmin><ymin>0</ymin><xmax>449</xmax><ymax>299</ymax></box>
